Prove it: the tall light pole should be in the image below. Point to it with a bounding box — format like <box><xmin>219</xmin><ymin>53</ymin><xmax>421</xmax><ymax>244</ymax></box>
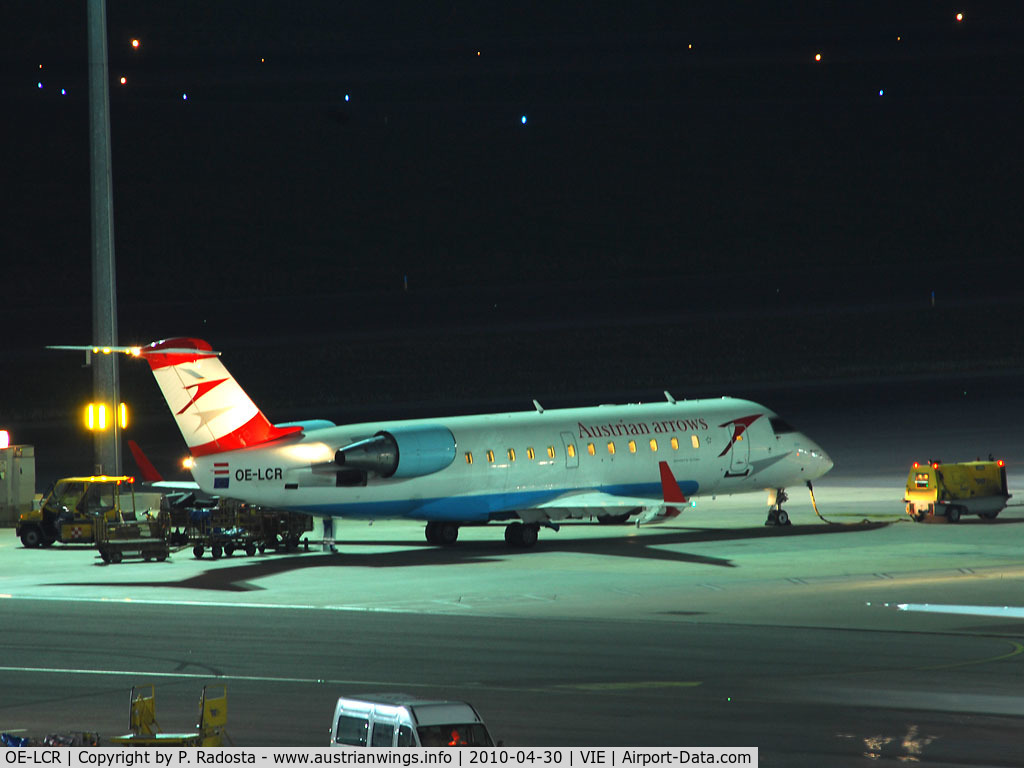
<box><xmin>87</xmin><ymin>0</ymin><xmax>121</xmax><ymax>475</ymax></box>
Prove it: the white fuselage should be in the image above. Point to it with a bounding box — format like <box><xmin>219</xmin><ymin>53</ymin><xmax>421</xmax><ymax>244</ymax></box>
<box><xmin>191</xmin><ymin>398</ymin><xmax>832</xmax><ymax>523</ymax></box>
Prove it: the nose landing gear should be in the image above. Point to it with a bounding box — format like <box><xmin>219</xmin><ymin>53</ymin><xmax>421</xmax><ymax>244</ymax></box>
<box><xmin>766</xmin><ymin>488</ymin><xmax>791</xmax><ymax>526</ymax></box>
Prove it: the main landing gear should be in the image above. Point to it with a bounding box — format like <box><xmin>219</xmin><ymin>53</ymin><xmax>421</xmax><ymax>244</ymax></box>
<box><xmin>504</xmin><ymin>522</ymin><xmax>540</xmax><ymax>548</ymax></box>
<box><xmin>425</xmin><ymin>521</ymin><xmax>459</xmax><ymax>546</ymax></box>
<box><xmin>766</xmin><ymin>488</ymin><xmax>792</xmax><ymax>526</ymax></box>
<box><xmin>423</xmin><ymin>520</ymin><xmax>545</xmax><ymax>548</ymax></box>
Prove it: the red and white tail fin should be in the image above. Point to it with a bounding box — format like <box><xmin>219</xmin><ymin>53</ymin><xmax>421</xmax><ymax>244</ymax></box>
<box><xmin>139</xmin><ymin>338</ymin><xmax>300</xmax><ymax>457</ymax></box>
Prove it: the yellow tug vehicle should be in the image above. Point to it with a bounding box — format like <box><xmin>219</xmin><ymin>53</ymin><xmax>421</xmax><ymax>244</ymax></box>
<box><xmin>904</xmin><ymin>459</ymin><xmax>1010</xmax><ymax>523</ymax></box>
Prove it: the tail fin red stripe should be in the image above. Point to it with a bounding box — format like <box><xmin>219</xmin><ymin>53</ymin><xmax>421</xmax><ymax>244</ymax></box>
<box><xmin>189</xmin><ymin>412</ymin><xmax>301</xmax><ymax>457</ymax></box>
<box><xmin>140</xmin><ymin>338</ymin><xmax>218</xmax><ymax>370</ymax></box>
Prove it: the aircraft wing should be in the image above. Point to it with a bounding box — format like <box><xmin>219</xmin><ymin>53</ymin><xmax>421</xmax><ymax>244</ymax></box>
<box><xmin>514</xmin><ymin>490</ymin><xmax>681</xmax><ymax>526</ymax></box>
<box><xmin>515</xmin><ymin>462</ymin><xmax>689</xmax><ymax>525</ymax></box>
<box><xmin>535</xmin><ymin>490</ymin><xmax>657</xmax><ymax>510</ymax></box>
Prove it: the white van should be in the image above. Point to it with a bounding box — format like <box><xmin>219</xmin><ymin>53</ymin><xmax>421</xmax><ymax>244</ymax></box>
<box><xmin>330</xmin><ymin>694</ymin><xmax>495</xmax><ymax>747</ymax></box>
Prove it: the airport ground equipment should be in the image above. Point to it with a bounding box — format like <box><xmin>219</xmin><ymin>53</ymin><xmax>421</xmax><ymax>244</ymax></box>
<box><xmin>330</xmin><ymin>694</ymin><xmax>495</xmax><ymax>747</ymax></box>
<box><xmin>0</xmin><ymin>442</ymin><xmax>35</xmax><ymax>526</ymax></box>
<box><xmin>185</xmin><ymin>498</ymin><xmax>313</xmax><ymax>558</ymax></box>
<box><xmin>1</xmin><ymin>730</ymin><xmax>100</xmax><ymax>746</ymax></box>
<box><xmin>904</xmin><ymin>459</ymin><xmax>1010</xmax><ymax>522</ymax></box>
<box><xmin>15</xmin><ymin>475</ymin><xmax>139</xmax><ymax>548</ymax></box>
<box><xmin>109</xmin><ymin>684</ymin><xmax>228</xmax><ymax>746</ymax></box>
<box><xmin>95</xmin><ymin>508</ymin><xmax>170</xmax><ymax>563</ymax></box>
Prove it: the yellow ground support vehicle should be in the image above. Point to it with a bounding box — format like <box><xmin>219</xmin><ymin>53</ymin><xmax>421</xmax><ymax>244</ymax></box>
<box><xmin>15</xmin><ymin>475</ymin><xmax>136</xmax><ymax>548</ymax></box>
<box><xmin>109</xmin><ymin>684</ymin><xmax>229</xmax><ymax>746</ymax></box>
<box><xmin>904</xmin><ymin>460</ymin><xmax>1010</xmax><ymax>522</ymax></box>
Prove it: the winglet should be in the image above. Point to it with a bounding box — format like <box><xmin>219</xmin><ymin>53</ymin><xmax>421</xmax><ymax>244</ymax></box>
<box><xmin>659</xmin><ymin>461</ymin><xmax>688</xmax><ymax>504</ymax></box>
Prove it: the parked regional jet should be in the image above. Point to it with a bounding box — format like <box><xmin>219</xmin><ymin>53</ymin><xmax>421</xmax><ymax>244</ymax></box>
<box><xmin>55</xmin><ymin>338</ymin><xmax>833</xmax><ymax>546</ymax></box>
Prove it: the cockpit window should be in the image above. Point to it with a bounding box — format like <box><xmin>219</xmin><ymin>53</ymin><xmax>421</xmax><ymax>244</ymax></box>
<box><xmin>769</xmin><ymin>418</ymin><xmax>796</xmax><ymax>434</ymax></box>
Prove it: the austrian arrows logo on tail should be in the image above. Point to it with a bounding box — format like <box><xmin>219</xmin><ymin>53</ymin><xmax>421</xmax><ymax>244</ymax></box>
<box><xmin>717</xmin><ymin>414</ymin><xmax>762</xmax><ymax>457</ymax></box>
<box><xmin>177</xmin><ymin>378</ymin><xmax>229</xmax><ymax>415</ymax></box>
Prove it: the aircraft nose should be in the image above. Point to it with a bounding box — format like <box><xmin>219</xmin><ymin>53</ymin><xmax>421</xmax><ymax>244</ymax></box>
<box><xmin>809</xmin><ymin>444</ymin><xmax>833</xmax><ymax>477</ymax></box>
<box><xmin>796</xmin><ymin>437</ymin><xmax>833</xmax><ymax>478</ymax></box>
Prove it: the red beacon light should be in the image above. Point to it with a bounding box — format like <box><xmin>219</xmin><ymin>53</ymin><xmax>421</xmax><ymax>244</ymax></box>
<box><xmin>913</xmin><ymin>462</ymin><xmax>920</xmax><ymax>469</ymax></box>
<box><xmin>998</xmin><ymin>460</ymin><xmax>1005</xmax><ymax>467</ymax></box>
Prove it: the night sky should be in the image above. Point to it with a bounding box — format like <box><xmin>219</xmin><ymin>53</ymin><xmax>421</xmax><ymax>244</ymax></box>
<box><xmin>3</xmin><ymin>2</ymin><xmax>1024</xmax><ymax>431</ymax></box>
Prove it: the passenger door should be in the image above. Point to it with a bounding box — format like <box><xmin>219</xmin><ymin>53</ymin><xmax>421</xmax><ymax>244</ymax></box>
<box><xmin>560</xmin><ymin>432</ymin><xmax>579</xmax><ymax>469</ymax></box>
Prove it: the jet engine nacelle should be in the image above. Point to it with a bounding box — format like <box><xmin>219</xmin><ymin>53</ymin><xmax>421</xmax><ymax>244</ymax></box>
<box><xmin>334</xmin><ymin>424</ymin><xmax>456</xmax><ymax>479</ymax></box>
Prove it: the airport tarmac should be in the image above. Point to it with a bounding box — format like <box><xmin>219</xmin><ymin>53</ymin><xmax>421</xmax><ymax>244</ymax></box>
<box><xmin>2</xmin><ymin>374</ymin><xmax>1024</xmax><ymax>765</ymax></box>
<box><xmin>2</xmin><ymin>490</ymin><xmax>1024</xmax><ymax>765</ymax></box>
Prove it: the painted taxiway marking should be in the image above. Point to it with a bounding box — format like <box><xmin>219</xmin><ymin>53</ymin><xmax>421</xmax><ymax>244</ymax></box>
<box><xmin>560</xmin><ymin>681</ymin><xmax>702</xmax><ymax>691</ymax></box>
<box><xmin>0</xmin><ymin>665</ymin><xmax>687</xmax><ymax>697</ymax></box>
<box><xmin>898</xmin><ymin>602</ymin><xmax>1024</xmax><ymax>620</ymax></box>
<box><xmin>0</xmin><ymin>594</ymin><xmax>413</xmax><ymax>613</ymax></box>
<box><xmin>913</xmin><ymin>640</ymin><xmax>1024</xmax><ymax>672</ymax></box>
<box><xmin>0</xmin><ymin>665</ymin><xmax>423</xmax><ymax>686</ymax></box>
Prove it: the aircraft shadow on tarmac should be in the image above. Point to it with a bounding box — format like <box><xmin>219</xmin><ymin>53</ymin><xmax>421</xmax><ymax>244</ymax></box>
<box><xmin>51</xmin><ymin>521</ymin><xmax>889</xmax><ymax>593</ymax></box>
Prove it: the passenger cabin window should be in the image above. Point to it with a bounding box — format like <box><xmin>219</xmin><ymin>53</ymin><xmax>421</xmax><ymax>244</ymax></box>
<box><xmin>508</xmin><ymin>448</ymin><xmax>516</xmax><ymax>462</ymax></box>
<box><xmin>670</xmin><ymin>437</ymin><xmax>679</xmax><ymax>450</ymax></box>
<box><xmin>567</xmin><ymin>444</ymin><xmax>576</xmax><ymax>458</ymax></box>
<box><xmin>527</xmin><ymin>447</ymin><xmax>536</xmax><ymax>460</ymax></box>
<box><xmin>465</xmin><ymin>452</ymin><xmax>473</xmax><ymax>465</ymax></box>
<box><xmin>334</xmin><ymin>715</ymin><xmax>368</xmax><ymax>746</ymax></box>
<box><xmin>607</xmin><ymin>441</ymin><xmax>616</xmax><ymax>455</ymax></box>
<box><xmin>547</xmin><ymin>446</ymin><xmax>556</xmax><ymax>458</ymax></box>
<box><xmin>649</xmin><ymin>439</ymin><xmax>658</xmax><ymax>452</ymax></box>
<box><xmin>691</xmin><ymin>435</ymin><xmax>700</xmax><ymax>449</ymax></box>
<box><xmin>587</xmin><ymin>443</ymin><xmax>596</xmax><ymax>456</ymax></box>
<box><xmin>628</xmin><ymin>440</ymin><xmax>637</xmax><ymax>453</ymax></box>
<box><xmin>371</xmin><ymin>722</ymin><xmax>395</xmax><ymax>747</ymax></box>
<box><xmin>486</xmin><ymin>450</ymin><xmax>494</xmax><ymax>463</ymax></box>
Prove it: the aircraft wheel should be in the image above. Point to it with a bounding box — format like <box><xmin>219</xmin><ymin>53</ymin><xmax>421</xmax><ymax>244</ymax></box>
<box><xmin>503</xmin><ymin>524</ymin><xmax>520</xmax><ymax>548</ymax></box>
<box><xmin>947</xmin><ymin>506</ymin><xmax>961</xmax><ymax>523</ymax></box>
<box><xmin>109</xmin><ymin>551</ymin><xmax>122</xmax><ymax>564</ymax></box>
<box><xmin>245</xmin><ymin>542</ymin><xmax>257</xmax><ymax>557</ymax></box>
<box><xmin>193</xmin><ymin>545</ymin><xmax>205</xmax><ymax>559</ymax></box>
<box><xmin>224</xmin><ymin>543</ymin><xmax>235</xmax><ymax>557</ymax></box>
<box><xmin>20</xmin><ymin>526</ymin><xmax>42</xmax><ymax>549</ymax></box>
<box><xmin>436</xmin><ymin>522</ymin><xmax>459</xmax><ymax>546</ymax></box>
<box><xmin>519</xmin><ymin>524</ymin><xmax>539</xmax><ymax>548</ymax></box>
<box><xmin>504</xmin><ymin>523</ymin><xmax>520</xmax><ymax>546</ymax></box>
<box><xmin>212</xmin><ymin>545</ymin><xmax>223</xmax><ymax>559</ymax></box>
<box><xmin>776</xmin><ymin>509</ymin><xmax>791</xmax><ymax>526</ymax></box>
